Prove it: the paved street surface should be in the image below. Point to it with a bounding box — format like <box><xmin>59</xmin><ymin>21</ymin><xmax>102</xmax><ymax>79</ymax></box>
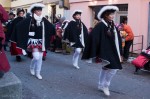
<box><xmin>6</xmin><ymin>51</ymin><xmax>150</xmax><ymax>99</ymax></box>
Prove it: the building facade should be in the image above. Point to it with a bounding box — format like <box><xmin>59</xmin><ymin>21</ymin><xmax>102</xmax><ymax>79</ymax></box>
<box><xmin>66</xmin><ymin>0</ymin><xmax>150</xmax><ymax>52</ymax></box>
<box><xmin>11</xmin><ymin>0</ymin><xmax>44</xmax><ymax>15</ymax></box>
<box><xmin>0</xmin><ymin>0</ymin><xmax>11</xmax><ymax>11</ymax></box>
<box><xmin>9</xmin><ymin>0</ymin><xmax>65</xmax><ymax>23</ymax></box>
<box><xmin>43</xmin><ymin>0</ymin><xmax>65</xmax><ymax>23</ymax></box>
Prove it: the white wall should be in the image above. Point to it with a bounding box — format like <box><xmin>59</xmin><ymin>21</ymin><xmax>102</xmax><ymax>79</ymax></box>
<box><xmin>56</xmin><ymin>5</ymin><xmax>64</xmax><ymax>17</ymax></box>
<box><xmin>0</xmin><ymin>0</ymin><xmax>11</xmax><ymax>7</ymax></box>
<box><xmin>11</xmin><ymin>0</ymin><xmax>43</xmax><ymax>7</ymax></box>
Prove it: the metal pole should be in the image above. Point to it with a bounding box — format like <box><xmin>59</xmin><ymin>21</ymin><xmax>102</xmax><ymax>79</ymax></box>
<box><xmin>141</xmin><ymin>35</ymin><xmax>144</xmax><ymax>52</ymax></box>
<box><xmin>131</xmin><ymin>40</ymin><xmax>134</xmax><ymax>57</ymax></box>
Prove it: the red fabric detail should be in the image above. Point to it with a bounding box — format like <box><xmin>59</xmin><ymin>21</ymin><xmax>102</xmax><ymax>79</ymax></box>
<box><xmin>132</xmin><ymin>55</ymin><xmax>149</xmax><ymax>68</ymax></box>
<box><xmin>10</xmin><ymin>42</ymin><xmax>23</xmax><ymax>55</ymax></box>
<box><xmin>50</xmin><ymin>36</ymin><xmax>56</xmax><ymax>43</ymax></box>
<box><xmin>0</xmin><ymin>49</ymin><xmax>10</xmax><ymax>72</ymax></box>
<box><xmin>27</xmin><ymin>44</ymin><xmax>42</xmax><ymax>49</ymax></box>
<box><xmin>0</xmin><ymin>5</ymin><xmax>8</xmax><ymax>44</ymax></box>
<box><xmin>43</xmin><ymin>51</ymin><xmax>46</xmax><ymax>57</ymax></box>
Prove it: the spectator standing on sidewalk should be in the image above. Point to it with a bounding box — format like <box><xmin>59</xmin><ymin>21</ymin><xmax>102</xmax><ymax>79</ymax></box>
<box><xmin>122</xmin><ymin>17</ymin><xmax>134</xmax><ymax>61</ymax></box>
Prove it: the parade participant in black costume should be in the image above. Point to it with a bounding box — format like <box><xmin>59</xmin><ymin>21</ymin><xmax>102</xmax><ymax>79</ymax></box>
<box><xmin>4</xmin><ymin>12</ymin><xmax>15</xmax><ymax>51</ymax></box>
<box><xmin>11</xmin><ymin>3</ymin><xmax>55</xmax><ymax>80</ymax></box>
<box><xmin>63</xmin><ymin>10</ymin><xmax>88</xmax><ymax>69</ymax></box>
<box><xmin>82</xmin><ymin>6</ymin><xmax>122</xmax><ymax>96</ymax></box>
<box><xmin>9</xmin><ymin>8</ymin><xmax>25</xmax><ymax>62</ymax></box>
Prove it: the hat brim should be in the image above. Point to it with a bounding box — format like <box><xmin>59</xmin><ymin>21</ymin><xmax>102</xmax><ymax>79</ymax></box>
<box><xmin>28</xmin><ymin>3</ymin><xmax>45</xmax><ymax>14</ymax></box>
<box><xmin>97</xmin><ymin>6</ymin><xmax>119</xmax><ymax>20</ymax></box>
<box><xmin>72</xmin><ymin>10</ymin><xmax>82</xmax><ymax>17</ymax></box>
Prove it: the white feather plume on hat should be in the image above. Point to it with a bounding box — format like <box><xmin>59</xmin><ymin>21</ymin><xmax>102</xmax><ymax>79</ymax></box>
<box><xmin>28</xmin><ymin>3</ymin><xmax>45</xmax><ymax>14</ymax></box>
<box><xmin>97</xmin><ymin>6</ymin><xmax>119</xmax><ymax>20</ymax></box>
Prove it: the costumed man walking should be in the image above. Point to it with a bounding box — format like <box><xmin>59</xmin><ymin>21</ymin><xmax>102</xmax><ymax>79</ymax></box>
<box><xmin>9</xmin><ymin>8</ymin><xmax>25</xmax><ymax>62</ymax></box>
<box><xmin>0</xmin><ymin>4</ymin><xmax>10</xmax><ymax>78</ymax></box>
<box><xmin>82</xmin><ymin>6</ymin><xmax>122</xmax><ymax>96</ymax></box>
<box><xmin>11</xmin><ymin>3</ymin><xmax>55</xmax><ymax>80</ymax></box>
<box><xmin>63</xmin><ymin>10</ymin><xmax>88</xmax><ymax>69</ymax></box>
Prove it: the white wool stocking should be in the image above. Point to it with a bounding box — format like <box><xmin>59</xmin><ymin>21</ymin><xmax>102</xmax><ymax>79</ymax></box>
<box><xmin>30</xmin><ymin>48</ymin><xmax>43</xmax><ymax>74</ymax></box>
<box><xmin>99</xmin><ymin>68</ymin><xmax>118</xmax><ymax>88</ymax></box>
<box><xmin>72</xmin><ymin>48</ymin><xmax>82</xmax><ymax>66</ymax></box>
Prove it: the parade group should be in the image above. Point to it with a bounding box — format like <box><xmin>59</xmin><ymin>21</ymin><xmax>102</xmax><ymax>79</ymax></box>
<box><xmin>0</xmin><ymin>3</ymin><xmax>134</xmax><ymax>96</ymax></box>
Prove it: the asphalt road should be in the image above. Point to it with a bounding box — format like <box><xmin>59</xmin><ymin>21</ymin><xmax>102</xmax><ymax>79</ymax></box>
<box><xmin>6</xmin><ymin>51</ymin><xmax>150</xmax><ymax>99</ymax></box>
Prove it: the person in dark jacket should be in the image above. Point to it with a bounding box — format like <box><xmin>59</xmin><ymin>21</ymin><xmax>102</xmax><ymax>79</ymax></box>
<box><xmin>122</xmin><ymin>17</ymin><xmax>134</xmax><ymax>61</ymax></box>
<box><xmin>9</xmin><ymin>8</ymin><xmax>25</xmax><ymax>62</ymax></box>
<box><xmin>82</xmin><ymin>6</ymin><xmax>122</xmax><ymax>96</ymax></box>
<box><xmin>11</xmin><ymin>3</ymin><xmax>55</xmax><ymax>80</ymax></box>
<box><xmin>0</xmin><ymin>4</ymin><xmax>10</xmax><ymax>78</ymax></box>
<box><xmin>4</xmin><ymin>12</ymin><xmax>15</xmax><ymax>51</ymax></box>
<box><xmin>63</xmin><ymin>10</ymin><xmax>88</xmax><ymax>69</ymax></box>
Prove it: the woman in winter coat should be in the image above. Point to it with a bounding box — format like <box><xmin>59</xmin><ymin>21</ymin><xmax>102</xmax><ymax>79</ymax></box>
<box><xmin>63</xmin><ymin>10</ymin><xmax>88</xmax><ymax>69</ymax></box>
<box><xmin>82</xmin><ymin>6</ymin><xmax>122</xmax><ymax>96</ymax></box>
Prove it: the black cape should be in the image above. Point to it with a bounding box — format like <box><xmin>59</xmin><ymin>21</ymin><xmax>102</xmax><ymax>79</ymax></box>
<box><xmin>10</xmin><ymin>17</ymin><xmax>55</xmax><ymax>50</ymax></box>
<box><xmin>6</xmin><ymin>17</ymin><xmax>24</xmax><ymax>42</ymax></box>
<box><xmin>63</xmin><ymin>20</ymin><xmax>88</xmax><ymax>48</ymax></box>
<box><xmin>82</xmin><ymin>22</ymin><xmax>122</xmax><ymax>69</ymax></box>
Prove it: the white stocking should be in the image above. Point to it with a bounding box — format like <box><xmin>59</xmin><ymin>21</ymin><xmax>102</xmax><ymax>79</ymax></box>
<box><xmin>98</xmin><ymin>68</ymin><xmax>108</xmax><ymax>87</ymax></box>
<box><xmin>30</xmin><ymin>48</ymin><xmax>43</xmax><ymax>74</ymax></box>
<box><xmin>104</xmin><ymin>69</ymin><xmax>118</xmax><ymax>88</ymax></box>
<box><xmin>73</xmin><ymin>48</ymin><xmax>82</xmax><ymax>66</ymax></box>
